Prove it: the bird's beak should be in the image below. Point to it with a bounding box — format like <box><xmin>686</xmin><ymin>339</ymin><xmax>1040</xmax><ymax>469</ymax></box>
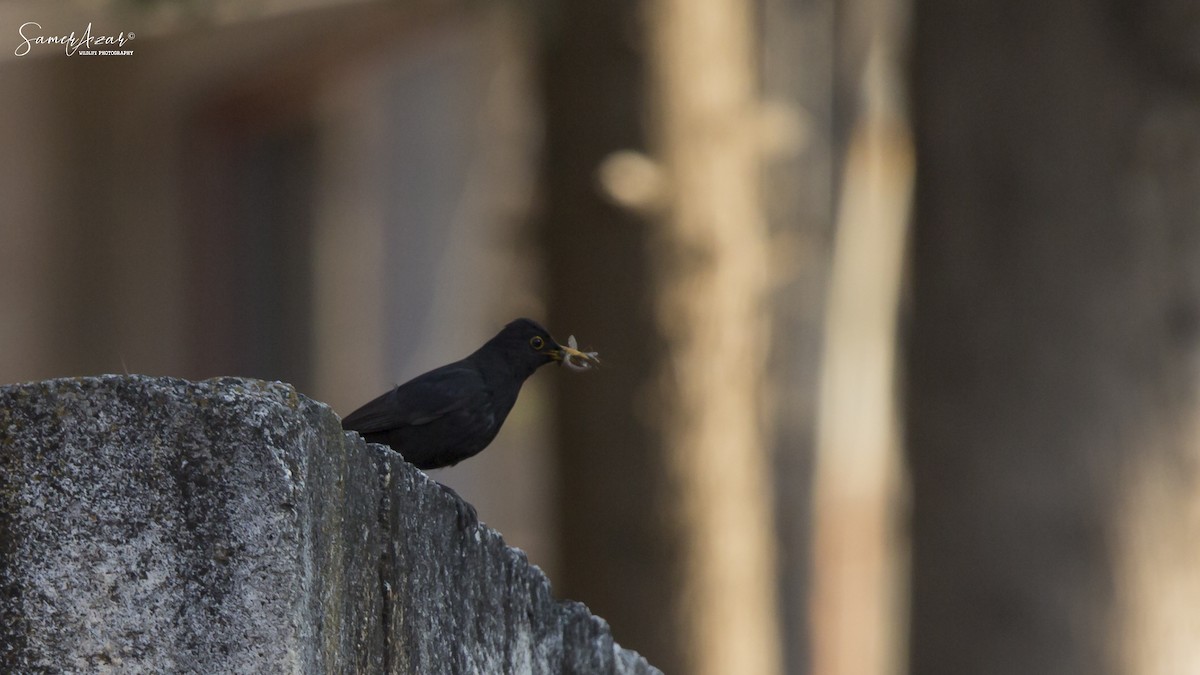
<box><xmin>552</xmin><ymin>338</ymin><xmax>601</xmax><ymax>370</ymax></box>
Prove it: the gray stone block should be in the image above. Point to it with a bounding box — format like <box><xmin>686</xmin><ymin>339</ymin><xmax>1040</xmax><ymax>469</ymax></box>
<box><xmin>0</xmin><ymin>375</ymin><xmax>658</xmax><ymax>674</ymax></box>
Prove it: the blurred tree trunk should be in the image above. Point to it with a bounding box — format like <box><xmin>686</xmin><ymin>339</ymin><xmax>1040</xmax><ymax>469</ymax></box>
<box><xmin>806</xmin><ymin>0</ymin><xmax>914</xmax><ymax>673</ymax></box>
<box><xmin>759</xmin><ymin>0</ymin><xmax>836</xmax><ymax>672</ymax></box>
<box><xmin>909</xmin><ymin>1</ymin><xmax>1200</xmax><ymax>673</ymax></box>
<box><xmin>537</xmin><ymin>0</ymin><xmax>674</xmax><ymax>669</ymax></box>
<box><xmin>645</xmin><ymin>2</ymin><xmax>783</xmax><ymax>673</ymax></box>
<box><xmin>538</xmin><ymin>1</ymin><xmax>783</xmax><ymax>674</ymax></box>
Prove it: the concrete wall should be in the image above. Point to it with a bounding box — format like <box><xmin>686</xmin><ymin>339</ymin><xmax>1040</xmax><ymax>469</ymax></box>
<box><xmin>0</xmin><ymin>375</ymin><xmax>657</xmax><ymax>674</ymax></box>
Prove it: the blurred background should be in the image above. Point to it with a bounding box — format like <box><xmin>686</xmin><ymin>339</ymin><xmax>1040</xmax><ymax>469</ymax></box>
<box><xmin>3</xmin><ymin>1</ymin><xmax>1199</xmax><ymax>674</ymax></box>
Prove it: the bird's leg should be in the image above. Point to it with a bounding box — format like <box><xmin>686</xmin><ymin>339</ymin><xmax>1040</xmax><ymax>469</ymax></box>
<box><xmin>433</xmin><ymin>481</ymin><xmax>478</xmax><ymax>530</ymax></box>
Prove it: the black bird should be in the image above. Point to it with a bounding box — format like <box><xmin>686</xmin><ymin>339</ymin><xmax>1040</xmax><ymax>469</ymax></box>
<box><xmin>341</xmin><ymin>318</ymin><xmax>598</xmax><ymax>471</ymax></box>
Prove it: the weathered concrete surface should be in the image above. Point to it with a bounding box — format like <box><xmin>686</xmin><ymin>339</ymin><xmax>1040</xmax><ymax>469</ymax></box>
<box><xmin>0</xmin><ymin>376</ymin><xmax>658</xmax><ymax>674</ymax></box>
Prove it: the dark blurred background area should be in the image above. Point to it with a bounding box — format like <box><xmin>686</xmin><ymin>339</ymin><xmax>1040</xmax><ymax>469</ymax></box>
<box><xmin>3</xmin><ymin>1</ymin><xmax>1199</xmax><ymax>674</ymax></box>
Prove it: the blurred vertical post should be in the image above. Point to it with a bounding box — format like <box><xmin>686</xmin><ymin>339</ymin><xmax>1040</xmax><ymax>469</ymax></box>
<box><xmin>808</xmin><ymin>0</ymin><xmax>913</xmax><ymax>672</ymax></box>
<box><xmin>909</xmin><ymin>1</ymin><xmax>1200</xmax><ymax>673</ymax></box>
<box><xmin>537</xmin><ymin>0</ymin><xmax>677</xmax><ymax>669</ymax></box>
<box><xmin>539</xmin><ymin>0</ymin><xmax>782</xmax><ymax>672</ymax></box>
<box><xmin>809</xmin><ymin>31</ymin><xmax>912</xmax><ymax>675</ymax></box>
<box><xmin>645</xmin><ymin>2</ymin><xmax>783</xmax><ymax>675</ymax></box>
<box><xmin>759</xmin><ymin>0</ymin><xmax>837</xmax><ymax>671</ymax></box>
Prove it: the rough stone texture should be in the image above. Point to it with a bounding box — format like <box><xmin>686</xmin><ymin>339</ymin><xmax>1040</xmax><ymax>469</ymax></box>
<box><xmin>0</xmin><ymin>376</ymin><xmax>659</xmax><ymax>674</ymax></box>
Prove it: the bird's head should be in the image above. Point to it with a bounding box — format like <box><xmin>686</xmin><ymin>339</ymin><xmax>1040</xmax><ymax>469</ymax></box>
<box><xmin>485</xmin><ymin>318</ymin><xmax>600</xmax><ymax>377</ymax></box>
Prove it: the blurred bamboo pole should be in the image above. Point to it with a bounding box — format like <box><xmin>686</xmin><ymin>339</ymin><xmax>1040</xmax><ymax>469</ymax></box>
<box><xmin>645</xmin><ymin>1</ymin><xmax>782</xmax><ymax>673</ymax></box>
<box><xmin>809</xmin><ymin>40</ymin><xmax>913</xmax><ymax>675</ymax></box>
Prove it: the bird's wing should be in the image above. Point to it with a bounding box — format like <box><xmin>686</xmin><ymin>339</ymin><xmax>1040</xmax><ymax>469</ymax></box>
<box><xmin>341</xmin><ymin>364</ymin><xmax>484</xmax><ymax>433</ymax></box>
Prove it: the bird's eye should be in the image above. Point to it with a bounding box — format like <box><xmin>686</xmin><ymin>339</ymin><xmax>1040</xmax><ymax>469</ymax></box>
<box><xmin>530</xmin><ymin>336</ymin><xmax>545</xmax><ymax>350</ymax></box>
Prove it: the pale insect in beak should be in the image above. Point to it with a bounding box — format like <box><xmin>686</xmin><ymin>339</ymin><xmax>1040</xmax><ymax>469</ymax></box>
<box><xmin>559</xmin><ymin>334</ymin><xmax>600</xmax><ymax>371</ymax></box>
